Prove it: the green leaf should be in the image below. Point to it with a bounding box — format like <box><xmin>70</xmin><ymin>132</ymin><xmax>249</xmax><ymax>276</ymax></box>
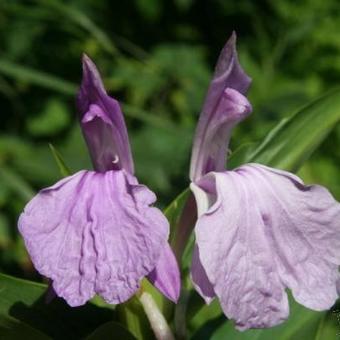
<box><xmin>206</xmin><ymin>298</ymin><xmax>337</xmax><ymax>340</ymax></box>
<box><xmin>248</xmin><ymin>88</ymin><xmax>340</xmax><ymax>171</ymax></box>
<box><xmin>166</xmin><ymin>188</ymin><xmax>190</xmax><ymax>243</ymax></box>
<box><xmin>49</xmin><ymin>144</ymin><xmax>71</xmax><ymax>177</ymax></box>
<box><xmin>117</xmin><ymin>296</ymin><xmax>154</xmax><ymax>340</ymax></box>
<box><xmin>228</xmin><ymin>143</ymin><xmax>257</xmax><ymax>169</ymax></box>
<box><xmin>315</xmin><ymin>309</ymin><xmax>340</xmax><ymax>340</ymax></box>
<box><xmin>0</xmin><ymin>315</ymin><xmax>51</xmax><ymax>340</ymax></box>
<box><xmin>86</xmin><ymin>321</ymin><xmax>136</xmax><ymax>340</ymax></box>
<box><xmin>0</xmin><ymin>273</ymin><xmax>114</xmax><ymax>338</ymax></box>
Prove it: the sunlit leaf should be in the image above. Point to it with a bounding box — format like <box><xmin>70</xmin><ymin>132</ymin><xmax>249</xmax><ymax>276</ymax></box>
<box><xmin>206</xmin><ymin>299</ymin><xmax>338</xmax><ymax>340</ymax></box>
<box><xmin>49</xmin><ymin>144</ymin><xmax>71</xmax><ymax>177</ymax></box>
<box><xmin>248</xmin><ymin>88</ymin><xmax>340</xmax><ymax>171</ymax></box>
<box><xmin>315</xmin><ymin>309</ymin><xmax>340</xmax><ymax>340</ymax></box>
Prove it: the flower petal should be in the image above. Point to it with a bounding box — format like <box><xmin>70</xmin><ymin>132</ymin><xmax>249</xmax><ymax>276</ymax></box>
<box><xmin>192</xmin><ymin>164</ymin><xmax>340</xmax><ymax>329</ymax></box>
<box><xmin>190</xmin><ymin>33</ymin><xmax>252</xmax><ymax>182</ymax></box>
<box><xmin>191</xmin><ymin>244</ymin><xmax>215</xmax><ymax>304</ymax></box>
<box><xmin>147</xmin><ymin>242</ymin><xmax>180</xmax><ymax>303</ymax></box>
<box><xmin>18</xmin><ymin>170</ymin><xmax>169</xmax><ymax>306</ymax></box>
<box><xmin>202</xmin><ymin>32</ymin><xmax>252</xmax><ymax>113</ymax></box>
<box><xmin>77</xmin><ymin>55</ymin><xmax>134</xmax><ymax>174</ymax></box>
<box><xmin>190</xmin><ymin>88</ymin><xmax>252</xmax><ymax>181</ymax></box>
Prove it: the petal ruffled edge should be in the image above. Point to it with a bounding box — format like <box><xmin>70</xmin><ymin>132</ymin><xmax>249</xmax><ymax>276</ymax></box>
<box><xmin>191</xmin><ymin>165</ymin><xmax>340</xmax><ymax>329</ymax></box>
<box><xmin>18</xmin><ymin>170</ymin><xmax>171</xmax><ymax>306</ymax></box>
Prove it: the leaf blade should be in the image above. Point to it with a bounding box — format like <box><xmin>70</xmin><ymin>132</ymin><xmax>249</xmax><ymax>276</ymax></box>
<box><xmin>49</xmin><ymin>144</ymin><xmax>71</xmax><ymax>177</ymax></box>
<box><xmin>248</xmin><ymin>88</ymin><xmax>340</xmax><ymax>171</ymax></box>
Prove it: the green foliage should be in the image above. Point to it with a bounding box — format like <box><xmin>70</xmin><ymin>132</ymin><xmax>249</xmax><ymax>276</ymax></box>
<box><xmin>28</xmin><ymin>99</ymin><xmax>70</xmax><ymax>137</ymax></box>
<box><xmin>0</xmin><ymin>316</ymin><xmax>51</xmax><ymax>340</ymax></box>
<box><xmin>0</xmin><ymin>274</ymin><xmax>118</xmax><ymax>338</ymax></box>
<box><xmin>0</xmin><ymin>0</ymin><xmax>340</xmax><ymax>338</ymax></box>
<box><xmin>48</xmin><ymin>144</ymin><xmax>71</xmax><ymax>177</ymax></box>
<box><xmin>0</xmin><ymin>59</ymin><xmax>77</xmax><ymax>95</ymax></box>
<box><xmin>248</xmin><ymin>88</ymin><xmax>340</xmax><ymax>172</ymax></box>
<box><xmin>205</xmin><ymin>299</ymin><xmax>338</xmax><ymax>340</ymax></box>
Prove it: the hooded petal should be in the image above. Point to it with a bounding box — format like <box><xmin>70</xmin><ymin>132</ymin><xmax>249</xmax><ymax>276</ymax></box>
<box><xmin>191</xmin><ymin>164</ymin><xmax>340</xmax><ymax>330</ymax></box>
<box><xmin>190</xmin><ymin>88</ymin><xmax>252</xmax><ymax>182</ymax></box>
<box><xmin>18</xmin><ymin>170</ymin><xmax>169</xmax><ymax>306</ymax></box>
<box><xmin>202</xmin><ymin>32</ymin><xmax>252</xmax><ymax>112</ymax></box>
<box><xmin>190</xmin><ymin>33</ymin><xmax>252</xmax><ymax>181</ymax></box>
<box><xmin>147</xmin><ymin>242</ymin><xmax>180</xmax><ymax>303</ymax></box>
<box><xmin>77</xmin><ymin>55</ymin><xmax>134</xmax><ymax>174</ymax></box>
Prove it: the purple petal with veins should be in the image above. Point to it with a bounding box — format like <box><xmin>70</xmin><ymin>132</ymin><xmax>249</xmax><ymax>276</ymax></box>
<box><xmin>190</xmin><ymin>33</ymin><xmax>252</xmax><ymax>181</ymax></box>
<box><xmin>189</xmin><ymin>32</ymin><xmax>340</xmax><ymax>330</ymax></box>
<box><xmin>190</xmin><ymin>87</ymin><xmax>252</xmax><ymax>181</ymax></box>
<box><xmin>147</xmin><ymin>242</ymin><xmax>181</xmax><ymax>303</ymax></box>
<box><xmin>18</xmin><ymin>56</ymin><xmax>180</xmax><ymax>306</ymax></box>
<box><xmin>77</xmin><ymin>55</ymin><xmax>134</xmax><ymax>174</ymax></box>
<box><xmin>19</xmin><ymin>170</ymin><xmax>169</xmax><ymax>306</ymax></box>
<box><xmin>191</xmin><ymin>165</ymin><xmax>340</xmax><ymax>330</ymax></box>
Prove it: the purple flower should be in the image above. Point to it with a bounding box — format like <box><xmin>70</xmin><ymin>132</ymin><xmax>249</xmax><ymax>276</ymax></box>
<box><xmin>18</xmin><ymin>55</ymin><xmax>180</xmax><ymax>307</ymax></box>
<box><xmin>190</xmin><ymin>33</ymin><xmax>340</xmax><ymax>330</ymax></box>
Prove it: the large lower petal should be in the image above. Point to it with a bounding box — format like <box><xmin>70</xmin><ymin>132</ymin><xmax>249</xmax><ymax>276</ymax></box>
<box><xmin>191</xmin><ymin>164</ymin><xmax>340</xmax><ymax>330</ymax></box>
<box><xmin>18</xmin><ymin>170</ymin><xmax>169</xmax><ymax>307</ymax></box>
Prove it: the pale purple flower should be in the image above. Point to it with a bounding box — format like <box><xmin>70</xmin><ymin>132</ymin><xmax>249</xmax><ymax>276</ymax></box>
<box><xmin>18</xmin><ymin>55</ymin><xmax>180</xmax><ymax>307</ymax></box>
<box><xmin>190</xmin><ymin>33</ymin><xmax>340</xmax><ymax>330</ymax></box>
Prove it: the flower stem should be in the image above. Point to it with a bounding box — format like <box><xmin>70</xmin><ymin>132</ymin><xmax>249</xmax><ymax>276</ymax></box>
<box><xmin>138</xmin><ymin>291</ymin><xmax>175</xmax><ymax>340</ymax></box>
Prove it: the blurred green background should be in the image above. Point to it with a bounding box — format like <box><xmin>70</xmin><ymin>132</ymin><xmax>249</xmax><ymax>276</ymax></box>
<box><xmin>0</xmin><ymin>0</ymin><xmax>340</xmax><ymax>283</ymax></box>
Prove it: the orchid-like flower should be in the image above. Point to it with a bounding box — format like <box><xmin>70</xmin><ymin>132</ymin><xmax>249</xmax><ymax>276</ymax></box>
<box><xmin>189</xmin><ymin>33</ymin><xmax>340</xmax><ymax>330</ymax></box>
<box><xmin>18</xmin><ymin>55</ymin><xmax>180</xmax><ymax>307</ymax></box>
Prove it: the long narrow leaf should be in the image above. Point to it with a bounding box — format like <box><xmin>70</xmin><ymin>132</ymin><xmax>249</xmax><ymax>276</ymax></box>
<box><xmin>49</xmin><ymin>144</ymin><xmax>71</xmax><ymax>177</ymax></box>
<box><xmin>248</xmin><ymin>88</ymin><xmax>340</xmax><ymax>171</ymax></box>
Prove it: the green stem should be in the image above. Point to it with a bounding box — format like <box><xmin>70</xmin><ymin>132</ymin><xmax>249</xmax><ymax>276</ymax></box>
<box><xmin>138</xmin><ymin>291</ymin><xmax>175</xmax><ymax>340</ymax></box>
